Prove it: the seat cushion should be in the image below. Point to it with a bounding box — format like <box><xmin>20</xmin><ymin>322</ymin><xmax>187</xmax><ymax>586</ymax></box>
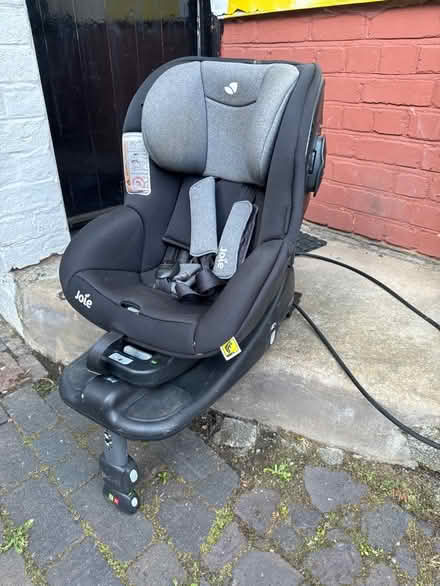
<box><xmin>64</xmin><ymin>239</ymin><xmax>288</xmax><ymax>358</ymax></box>
<box><xmin>68</xmin><ymin>269</ymin><xmax>208</xmax><ymax>356</ymax></box>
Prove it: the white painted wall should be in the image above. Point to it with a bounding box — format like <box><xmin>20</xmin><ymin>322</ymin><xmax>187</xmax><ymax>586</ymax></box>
<box><xmin>0</xmin><ymin>0</ymin><xmax>70</xmax><ymax>331</ymax></box>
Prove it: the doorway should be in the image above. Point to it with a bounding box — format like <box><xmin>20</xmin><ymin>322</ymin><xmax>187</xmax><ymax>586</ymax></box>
<box><xmin>27</xmin><ymin>0</ymin><xmax>217</xmax><ymax>227</ymax></box>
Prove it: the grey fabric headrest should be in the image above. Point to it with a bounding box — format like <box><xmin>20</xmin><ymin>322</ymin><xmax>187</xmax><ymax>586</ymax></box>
<box><xmin>142</xmin><ymin>60</ymin><xmax>299</xmax><ymax>185</ymax></box>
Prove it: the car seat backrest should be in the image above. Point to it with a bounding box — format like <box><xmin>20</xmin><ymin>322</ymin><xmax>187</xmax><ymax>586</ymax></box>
<box><xmin>142</xmin><ymin>60</ymin><xmax>299</xmax><ymax>186</ymax></box>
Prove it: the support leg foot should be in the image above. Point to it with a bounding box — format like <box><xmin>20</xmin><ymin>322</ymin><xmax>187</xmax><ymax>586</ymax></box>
<box><xmin>102</xmin><ymin>484</ymin><xmax>140</xmax><ymax>515</ymax></box>
<box><xmin>99</xmin><ymin>430</ymin><xmax>140</xmax><ymax>514</ymax></box>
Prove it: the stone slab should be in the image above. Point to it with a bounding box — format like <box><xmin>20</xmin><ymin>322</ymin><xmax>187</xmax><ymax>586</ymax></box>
<box><xmin>157</xmin><ymin>499</ymin><xmax>215</xmax><ymax>557</ymax></box>
<box><xmin>32</xmin><ymin>425</ymin><xmax>77</xmax><ymax>466</ymax></box>
<box><xmin>0</xmin><ymin>422</ymin><xmax>39</xmax><ymax>492</ymax></box>
<box><xmin>193</xmin><ymin>464</ymin><xmax>240</xmax><ymax>508</ymax></box>
<box><xmin>288</xmin><ymin>505</ymin><xmax>323</xmax><ymax>537</ymax></box>
<box><xmin>46</xmin><ymin>538</ymin><xmax>122</xmax><ymax>586</ymax></box>
<box><xmin>234</xmin><ymin>488</ymin><xmax>280</xmax><ymax>535</ymax></box>
<box><xmin>232</xmin><ymin>551</ymin><xmax>304</xmax><ymax>586</ymax></box>
<box><xmin>304</xmin><ymin>467</ymin><xmax>368</xmax><ymax>512</ymax></box>
<box><xmin>363</xmin><ymin>563</ymin><xmax>398</xmax><ymax>586</ymax></box>
<box><xmin>158</xmin><ymin>429</ymin><xmax>240</xmax><ymax>507</ymax></box>
<box><xmin>0</xmin><ymin>352</ymin><xmax>25</xmax><ymax>393</ymax></box>
<box><xmin>71</xmin><ymin>478</ymin><xmax>153</xmax><ymax>562</ymax></box>
<box><xmin>306</xmin><ymin>543</ymin><xmax>362</xmax><ymax>585</ymax></box>
<box><xmin>54</xmin><ymin>447</ymin><xmax>99</xmax><ymax>495</ymax></box>
<box><xmin>201</xmin><ymin>522</ymin><xmax>247</xmax><ymax>571</ymax></box>
<box><xmin>16</xmin><ymin>353</ymin><xmax>48</xmax><ymax>382</ymax></box>
<box><xmin>3</xmin><ymin>385</ymin><xmax>55</xmax><ymax>434</ymax></box>
<box><xmin>361</xmin><ymin>503</ymin><xmax>410</xmax><ymax>553</ymax></box>
<box><xmin>319</xmin><ymin>447</ymin><xmax>344</xmax><ymax>466</ymax></box>
<box><xmin>273</xmin><ymin>503</ymin><xmax>323</xmax><ymax>553</ymax></box>
<box><xmin>127</xmin><ymin>543</ymin><xmax>187</xmax><ymax>586</ymax></box>
<box><xmin>0</xmin><ymin>548</ymin><xmax>33</xmax><ymax>586</ymax></box>
<box><xmin>4</xmin><ymin>477</ymin><xmax>82</xmax><ymax>566</ymax></box>
<box><xmin>272</xmin><ymin>525</ymin><xmax>303</xmax><ymax>553</ymax></box>
<box><xmin>213</xmin><ymin>417</ymin><xmax>257</xmax><ymax>454</ymax></box>
<box><xmin>45</xmin><ymin>390</ymin><xmax>95</xmax><ymax>433</ymax></box>
<box><xmin>393</xmin><ymin>544</ymin><xmax>418</xmax><ymax>578</ymax></box>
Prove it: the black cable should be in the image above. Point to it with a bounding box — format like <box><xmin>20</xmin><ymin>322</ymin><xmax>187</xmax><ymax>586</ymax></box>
<box><xmin>293</xmin><ymin>252</ymin><xmax>440</xmax><ymax>450</ymax></box>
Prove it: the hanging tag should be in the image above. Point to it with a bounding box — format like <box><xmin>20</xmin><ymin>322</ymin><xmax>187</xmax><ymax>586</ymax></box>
<box><xmin>220</xmin><ymin>336</ymin><xmax>242</xmax><ymax>361</ymax></box>
<box><xmin>123</xmin><ymin>132</ymin><xmax>151</xmax><ymax>196</ymax></box>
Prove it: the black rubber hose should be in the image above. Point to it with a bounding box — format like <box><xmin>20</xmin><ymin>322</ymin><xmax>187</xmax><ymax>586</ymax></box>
<box><xmin>294</xmin><ymin>252</ymin><xmax>440</xmax><ymax>450</ymax></box>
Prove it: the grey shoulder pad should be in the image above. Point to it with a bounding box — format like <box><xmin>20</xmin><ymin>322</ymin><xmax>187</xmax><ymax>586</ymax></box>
<box><xmin>189</xmin><ymin>176</ymin><xmax>218</xmax><ymax>258</ymax></box>
<box><xmin>213</xmin><ymin>200</ymin><xmax>253</xmax><ymax>280</ymax></box>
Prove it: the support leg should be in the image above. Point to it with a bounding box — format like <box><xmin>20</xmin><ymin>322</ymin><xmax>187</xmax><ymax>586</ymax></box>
<box><xmin>99</xmin><ymin>430</ymin><xmax>140</xmax><ymax>514</ymax></box>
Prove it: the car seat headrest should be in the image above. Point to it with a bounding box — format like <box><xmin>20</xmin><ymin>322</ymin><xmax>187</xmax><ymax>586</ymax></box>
<box><xmin>142</xmin><ymin>60</ymin><xmax>299</xmax><ymax>185</ymax></box>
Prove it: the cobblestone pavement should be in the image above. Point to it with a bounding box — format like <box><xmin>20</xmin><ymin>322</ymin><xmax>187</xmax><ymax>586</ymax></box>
<box><xmin>1</xmin><ymin>318</ymin><xmax>440</xmax><ymax>585</ymax></box>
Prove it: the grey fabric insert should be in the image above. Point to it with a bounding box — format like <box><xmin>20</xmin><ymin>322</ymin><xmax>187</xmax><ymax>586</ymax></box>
<box><xmin>201</xmin><ymin>60</ymin><xmax>266</xmax><ymax>107</ymax></box>
<box><xmin>189</xmin><ymin>176</ymin><xmax>218</xmax><ymax>257</ymax></box>
<box><xmin>142</xmin><ymin>60</ymin><xmax>299</xmax><ymax>185</ymax></box>
<box><xmin>142</xmin><ymin>61</ymin><xmax>207</xmax><ymax>175</ymax></box>
<box><xmin>214</xmin><ymin>200</ymin><xmax>253</xmax><ymax>280</ymax></box>
<box><xmin>247</xmin><ymin>64</ymin><xmax>299</xmax><ymax>184</ymax></box>
<box><xmin>204</xmin><ymin>99</ymin><xmax>255</xmax><ymax>184</ymax></box>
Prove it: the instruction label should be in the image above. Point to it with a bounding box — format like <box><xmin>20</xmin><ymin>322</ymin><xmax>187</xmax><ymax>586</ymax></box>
<box><xmin>123</xmin><ymin>132</ymin><xmax>151</xmax><ymax>196</ymax></box>
<box><xmin>220</xmin><ymin>337</ymin><xmax>242</xmax><ymax>361</ymax></box>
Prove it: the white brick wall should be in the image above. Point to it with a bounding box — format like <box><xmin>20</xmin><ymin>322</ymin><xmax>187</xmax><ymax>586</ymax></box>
<box><xmin>0</xmin><ymin>0</ymin><xmax>70</xmax><ymax>283</ymax></box>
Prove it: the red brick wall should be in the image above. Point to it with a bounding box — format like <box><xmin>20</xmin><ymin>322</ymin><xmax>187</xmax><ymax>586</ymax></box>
<box><xmin>221</xmin><ymin>2</ymin><xmax>440</xmax><ymax>258</ymax></box>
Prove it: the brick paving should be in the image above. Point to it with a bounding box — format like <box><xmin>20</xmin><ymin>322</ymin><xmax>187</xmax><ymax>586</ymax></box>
<box><xmin>0</xmin><ymin>318</ymin><xmax>439</xmax><ymax>585</ymax></box>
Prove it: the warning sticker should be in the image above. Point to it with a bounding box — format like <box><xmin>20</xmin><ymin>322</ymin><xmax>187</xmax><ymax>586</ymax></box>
<box><xmin>220</xmin><ymin>336</ymin><xmax>242</xmax><ymax>361</ymax></box>
<box><xmin>122</xmin><ymin>132</ymin><xmax>151</xmax><ymax>196</ymax></box>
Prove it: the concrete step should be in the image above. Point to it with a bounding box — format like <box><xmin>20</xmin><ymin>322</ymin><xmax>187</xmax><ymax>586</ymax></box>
<box><xmin>6</xmin><ymin>228</ymin><xmax>440</xmax><ymax>467</ymax></box>
<box><xmin>216</xmin><ymin>227</ymin><xmax>440</xmax><ymax>468</ymax></box>
<box><xmin>11</xmin><ymin>255</ymin><xmax>103</xmax><ymax>364</ymax></box>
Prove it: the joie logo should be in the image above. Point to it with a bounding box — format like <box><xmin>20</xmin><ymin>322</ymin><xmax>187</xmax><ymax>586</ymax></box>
<box><xmin>75</xmin><ymin>290</ymin><xmax>93</xmax><ymax>309</ymax></box>
<box><xmin>216</xmin><ymin>247</ymin><xmax>228</xmax><ymax>270</ymax></box>
<box><xmin>224</xmin><ymin>81</ymin><xmax>238</xmax><ymax>95</ymax></box>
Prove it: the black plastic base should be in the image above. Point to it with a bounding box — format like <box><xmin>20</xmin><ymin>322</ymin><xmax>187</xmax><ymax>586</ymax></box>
<box><xmin>59</xmin><ymin>269</ymin><xmax>294</xmax><ymax>441</ymax></box>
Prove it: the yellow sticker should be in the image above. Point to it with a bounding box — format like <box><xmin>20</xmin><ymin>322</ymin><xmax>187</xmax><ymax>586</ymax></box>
<box><xmin>220</xmin><ymin>337</ymin><xmax>242</xmax><ymax>361</ymax></box>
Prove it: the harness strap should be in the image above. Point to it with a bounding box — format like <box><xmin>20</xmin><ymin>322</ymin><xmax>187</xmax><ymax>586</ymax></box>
<box><xmin>174</xmin><ymin>255</ymin><xmax>224</xmax><ymax>301</ymax></box>
<box><xmin>155</xmin><ymin>183</ymin><xmax>258</xmax><ymax>301</ymax></box>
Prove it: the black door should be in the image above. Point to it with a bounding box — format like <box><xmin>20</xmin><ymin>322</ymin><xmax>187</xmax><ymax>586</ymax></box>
<box><xmin>27</xmin><ymin>0</ymin><xmax>215</xmax><ymax>226</ymax></box>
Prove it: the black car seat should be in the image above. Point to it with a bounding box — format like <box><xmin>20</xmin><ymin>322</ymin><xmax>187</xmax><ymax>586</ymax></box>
<box><xmin>59</xmin><ymin>57</ymin><xmax>326</xmax><ymax>513</ymax></box>
<box><xmin>60</xmin><ymin>57</ymin><xmax>325</xmax><ymax>357</ymax></box>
